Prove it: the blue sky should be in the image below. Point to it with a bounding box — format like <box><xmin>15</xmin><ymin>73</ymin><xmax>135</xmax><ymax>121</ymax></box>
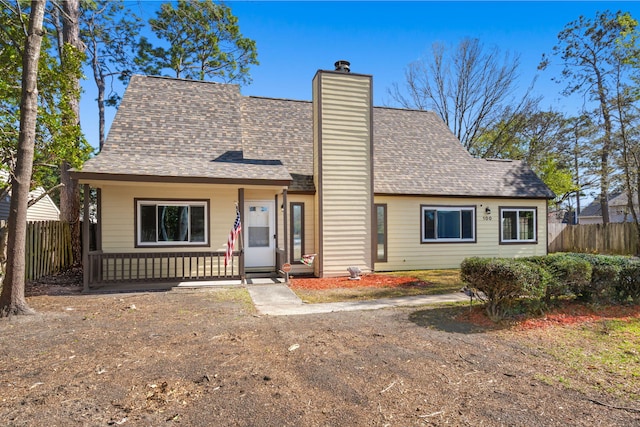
<box><xmin>79</xmin><ymin>1</ymin><xmax>640</xmax><ymax>150</ymax></box>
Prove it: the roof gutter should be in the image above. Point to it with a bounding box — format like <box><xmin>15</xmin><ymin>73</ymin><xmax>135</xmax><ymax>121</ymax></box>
<box><xmin>70</xmin><ymin>171</ymin><xmax>292</xmax><ymax>187</ymax></box>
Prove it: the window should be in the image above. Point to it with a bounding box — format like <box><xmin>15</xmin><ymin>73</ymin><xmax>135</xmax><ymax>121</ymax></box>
<box><xmin>136</xmin><ymin>200</ymin><xmax>208</xmax><ymax>246</ymax></box>
<box><xmin>421</xmin><ymin>206</ymin><xmax>475</xmax><ymax>243</ymax></box>
<box><xmin>290</xmin><ymin>202</ymin><xmax>304</xmax><ymax>263</ymax></box>
<box><xmin>374</xmin><ymin>204</ymin><xmax>387</xmax><ymax>262</ymax></box>
<box><xmin>500</xmin><ymin>207</ymin><xmax>537</xmax><ymax>243</ymax></box>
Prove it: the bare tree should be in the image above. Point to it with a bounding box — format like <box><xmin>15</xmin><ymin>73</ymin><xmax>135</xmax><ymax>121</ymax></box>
<box><xmin>389</xmin><ymin>38</ymin><xmax>539</xmax><ymax>156</ymax></box>
<box><xmin>0</xmin><ymin>0</ymin><xmax>46</xmax><ymax>317</ymax></box>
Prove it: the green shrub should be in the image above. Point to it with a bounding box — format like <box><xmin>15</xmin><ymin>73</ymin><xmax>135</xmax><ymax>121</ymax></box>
<box><xmin>461</xmin><ymin>257</ymin><xmax>547</xmax><ymax>320</ymax></box>
<box><xmin>542</xmin><ymin>254</ymin><xmax>592</xmax><ymax>302</ymax></box>
<box><xmin>567</xmin><ymin>253</ymin><xmax>629</xmax><ymax>302</ymax></box>
<box><xmin>613</xmin><ymin>261</ymin><xmax>640</xmax><ymax>303</ymax></box>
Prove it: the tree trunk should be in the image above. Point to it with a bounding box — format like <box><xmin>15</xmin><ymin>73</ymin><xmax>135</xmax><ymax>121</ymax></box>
<box><xmin>96</xmin><ymin>56</ymin><xmax>106</xmax><ymax>152</ymax></box>
<box><xmin>88</xmin><ymin>34</ymin><xmax>107</xmax><ymax>151</ymax></box>
<box><xmin>60</xmin><ymin>162</ymin><xmax>81</xmax><ymax>264</ymax></box>
<box><xmin>594</xmin><ymin>69</ymin><xmax>612</xmax><ymax>225</ymax></box>
<box><xmin>0</xmin><ymin>224</ymin><xmax>7</xmax><ymax>277</ymax></box>
<box><xmin>59</xmin><ymin>0</ymin><xmax>83</xmax><ymax>266</ymax></box>
<box><xmin>0</xmin><ymin>0</ymin><xmax>47</xmax><ymax>317</ymax></box>
<box><xmin>635</xmin><ymin>166</ymin><xmax>640</xmax><ymax>256</ymax></box>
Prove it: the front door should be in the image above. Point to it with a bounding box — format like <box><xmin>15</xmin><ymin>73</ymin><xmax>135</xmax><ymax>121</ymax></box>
<box><xmin>244</xmin><ymin>200</ymin><xmax>275</xmax><ymax>269</ymax></box>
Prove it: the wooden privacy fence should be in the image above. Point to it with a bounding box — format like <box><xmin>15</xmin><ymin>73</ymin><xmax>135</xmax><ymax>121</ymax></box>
<box><xmin>548</xmin><ymin>222</ymin><xmax>638</xmax><ymax>255</ymax></box>
<box><xmin>25</xmin><ymin>220</ymin><xmax>73</xmax><ymax>281</ymax></box>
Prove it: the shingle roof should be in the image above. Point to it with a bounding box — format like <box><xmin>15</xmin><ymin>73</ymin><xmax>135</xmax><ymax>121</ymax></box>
<box><xmin>372</xmin><ymin>107</ymin><xmax>553</xmax><ymax>197</ymax></box>
<box><xmin>580</xmin><ymin>192</ymin><xmax>636</xmax><ymax>217</ymax></box>
<box><xmin>241</xmin><ymin>96</ymin><xmax>314</xmax><ymax>191</ymax></box>
<box><xmin>76</xmin><ymin>75</ymin><xmax>553</xmax><ymax>198</ymax></box>
<box><xmin>77</xmin><ymin>75</ymin><xmax>291</xmax><ymax>184</ymax></box>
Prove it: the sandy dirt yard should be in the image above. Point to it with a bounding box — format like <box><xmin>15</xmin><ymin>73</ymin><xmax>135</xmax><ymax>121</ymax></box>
<box><xmin>1</xmin><ymin>281</ymin><xmax>639</xmax><ymax>426</ymax></box>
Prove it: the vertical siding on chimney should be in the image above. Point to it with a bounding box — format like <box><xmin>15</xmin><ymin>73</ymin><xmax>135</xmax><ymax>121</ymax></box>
<box><xmin>313</xmin><ymin>71</ymin><xmax>373</xmax><ymax>277</ymax></box>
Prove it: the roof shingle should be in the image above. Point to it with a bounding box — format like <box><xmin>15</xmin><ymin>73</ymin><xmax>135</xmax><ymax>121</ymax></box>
<box><xmin>77</xmin><ymin>75</ymin><xmax>553</xmax><ymax>199</ymax></box>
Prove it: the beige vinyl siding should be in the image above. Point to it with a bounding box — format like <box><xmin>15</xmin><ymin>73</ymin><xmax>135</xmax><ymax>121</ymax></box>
<box><xmin>281</xmin><ymin>194</ymin><xmax>315</xmax><ymax>275</ymax></box>
<box><xmin>374</xmin><ymin>196</ymin><xmax>548</xmax><ymax>271</ymax></box>
<box><xmin>315</xmin><ymin>72</ymin><xmax>373</xmax><ymax>277</ymax></box>
<box><xmin>312</xmin><ymin>77</ymin><xmax>321</xmax><ymax>276</ymax></box>
<box><xmin>91</xmin><ymin>181</ymin><xmax>280</xmax><ymax>253</ymax></box>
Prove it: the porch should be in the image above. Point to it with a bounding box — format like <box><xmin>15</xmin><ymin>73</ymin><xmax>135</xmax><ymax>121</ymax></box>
<box><xmin>76</xmin><ymin>179</ymin><xmax>300</xmax><ymax>291</ymax></box>
<box><xmin>82</xmin><ymin>248</ymin><xmax>290</xmax><ymax>291</ymax></box>
<box><xmin>83</xmin><ymin>265</ymin><xmax>287</xmax><ymax>294</ymax></box>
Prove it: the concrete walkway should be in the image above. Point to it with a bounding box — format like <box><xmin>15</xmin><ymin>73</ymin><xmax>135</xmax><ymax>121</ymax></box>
<box><xmin>246</xmin><ymin>282</ymin><xmax>469</xmax><ymax>316</ymax></box>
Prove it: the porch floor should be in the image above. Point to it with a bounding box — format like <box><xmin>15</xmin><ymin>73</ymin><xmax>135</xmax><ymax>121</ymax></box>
<box><xmin>86</xmin><ymin>274</ymin><xmax>284</xmax><ymax>294</ymax></box>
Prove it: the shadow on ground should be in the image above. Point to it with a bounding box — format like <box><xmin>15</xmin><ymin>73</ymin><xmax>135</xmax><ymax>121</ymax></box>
<box><xmin>408</xmin><ymin>304</ymin><xmax>506</xmax><ymax>334</ymax></box>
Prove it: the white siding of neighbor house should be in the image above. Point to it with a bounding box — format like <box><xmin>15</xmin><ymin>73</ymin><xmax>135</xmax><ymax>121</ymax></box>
<box><xmin>26</xmin><ymin>187</ymin><xmax>60</xmax><ymax>221</ymax></box>
<box><xmin>374</xmin><ymin>196</ymin><xmax>548</xmax><ymax>271</ymax></box>
<box><xmin>0</xmin><ymin>196</ymin><xmax>8</xmax><ymax>220</ymax></box>
<box><xmin>0</xmin><ymin>187</ymin><xmax>60</xmax><ymax>221</ymax></box>
<box><xmin>313</xmin><ymin>71</ymin><xmax>373</xmax><ymax>277</ymax></box>
<box><xmin>89</xmin><ymin>181</ymin><xmax>280</xmax><ymax>253</ymax></box>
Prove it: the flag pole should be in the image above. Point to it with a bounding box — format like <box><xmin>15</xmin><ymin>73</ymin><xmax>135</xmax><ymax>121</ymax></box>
<box><xmin>235</xmin><ymin>202</ymin><xmax>243</xmax><ymax>252</ymax></box>
<box><xmin>235</xmin><ymin>202</ymin><xmax>244</xmax><ymax>284</ymax></box>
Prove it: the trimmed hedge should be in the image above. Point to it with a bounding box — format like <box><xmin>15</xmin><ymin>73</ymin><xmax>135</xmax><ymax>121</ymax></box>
<box><xmin>523</xmin><ymin>254</ymin><xmax>592</xmax><ymax>303</ymax></box>
<box><xmin>460</xmin><ymin>257</ymin><xmax>547</xmax><ymax>320</ymax></box>
<box><xmin>567</xmin><ymin>253</ymin><xmax>629</xmax><ymax>302</ymax></box>
<box><xmin>614</xmin><ymin>261</ymin><xmax>640</xmax><ymax>303</ymax></box>
<box><xmin>460</xmin><ymin>253</ymin><xmax>638</xmax><ymax>321</ymax></box>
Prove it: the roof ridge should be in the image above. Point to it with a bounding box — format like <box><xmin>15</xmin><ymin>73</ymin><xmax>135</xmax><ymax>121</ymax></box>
<box><xmin>133</xmin><ymin>74</ymin><xmax>239</xmax><ymax>88</ymax></box>
<box><xmin>245</xmin><ymin>95</ymin><xmax>311</xmax><ymax>104</ymax></box>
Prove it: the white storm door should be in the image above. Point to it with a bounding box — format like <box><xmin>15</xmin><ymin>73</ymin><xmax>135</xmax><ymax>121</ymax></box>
<box><xmin>244</xmin><ymin>201</ymin><xmax>275</xmax><ymax>268</ymax></box>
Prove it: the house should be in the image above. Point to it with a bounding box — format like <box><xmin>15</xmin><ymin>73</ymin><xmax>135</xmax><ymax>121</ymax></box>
<box><xmin>71</xmin><ymin>61</ymin><xmax>554</xmax><ymax>288</ymax></box>
<box><xmin>579</xmin><ymin>192</ymin><xmax>639</xmax><ymax>224</ymax></box>
<box><xmin>0</xmin><ymin>171</ymin><xmax>60</xmax><ymax>222</ymax></box>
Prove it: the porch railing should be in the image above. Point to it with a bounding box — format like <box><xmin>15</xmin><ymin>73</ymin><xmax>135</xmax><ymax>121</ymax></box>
<box><xmin>275</xmin><ymin>248</ymin><xmax>286</xmax><ymax>276</ymax></box>
<box><xmin>86</xmin><ymin>250</ymin><xmax>244</xmax><ymax>286</ymax></box>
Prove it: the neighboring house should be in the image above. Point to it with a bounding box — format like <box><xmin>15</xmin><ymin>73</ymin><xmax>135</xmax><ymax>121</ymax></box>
<box><xmin>71</xmin><ymin>62</ymin><xmax>554</xmax><ymax>287</ymax></box>
<box><xmin>0</xmin><ymin>172</ymin><xmax>60</xmax><ymax>222</ymax></box>
<box><xmin>579</xmin><ymin>192</ymin><xmax>639</xmax><ymax>224</ymax></box>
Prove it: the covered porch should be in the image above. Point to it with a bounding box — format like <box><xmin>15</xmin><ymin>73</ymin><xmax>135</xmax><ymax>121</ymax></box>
<box><xmin>75</xmin><ymin>176</ymin><xmax>294</xmax><ymax>291</ymax></box>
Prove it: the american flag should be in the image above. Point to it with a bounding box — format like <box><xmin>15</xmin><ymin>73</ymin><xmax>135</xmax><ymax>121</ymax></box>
<box><xmin>224</xmin><ymin>206</ymin><xmax>242</xmax><ymax>267</ymax></box>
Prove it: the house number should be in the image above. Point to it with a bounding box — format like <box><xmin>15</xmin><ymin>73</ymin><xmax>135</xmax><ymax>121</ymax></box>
<box><xmin>482</xmin><ymin>215</ymin><xmax>493</xmax><ymax>221</ymax></box>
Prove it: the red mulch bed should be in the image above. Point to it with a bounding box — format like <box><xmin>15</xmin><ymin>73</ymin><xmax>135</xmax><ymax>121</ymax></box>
<box><xmin>516</xmin><ymin>303</ymin><xmax>640</xmax><ymax>330</ymax></box>
<box><xmin>290</xmin><ymin>274</ymin><xmax>427</xmax><ymax>290</ymax></box>
<box><xmin>290</xmin><ymin>274</ymin><xmax>640</xmax><ymax>330</ymax></box>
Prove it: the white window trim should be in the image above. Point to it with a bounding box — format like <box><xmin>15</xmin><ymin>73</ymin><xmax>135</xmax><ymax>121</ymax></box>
<box><xmin>136</xmin><ymin>200</ymin><xmax>209</xmax><ymax>247</ymax></box>
<box><xmin>420</xmin><ymin>206</ymin><xmax>476</xmax><ymax>243</ymax></box>
<box><xmin>500</xmin><ymin>207</ymin><xmax>537</xmax><ymax>243</ymax></box>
